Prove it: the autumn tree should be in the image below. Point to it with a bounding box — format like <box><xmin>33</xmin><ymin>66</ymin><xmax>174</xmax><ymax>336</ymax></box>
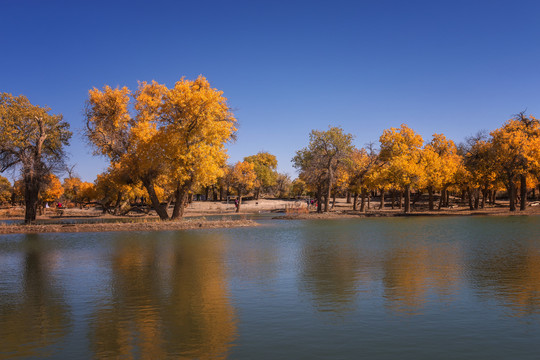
<box><xmin>244</xmin><ymin>152</ymin><xmax>278</xmax><ymax>199</ymax></box>
<box><xmin>421</xmin><ymin>134</ymin><xmax>461</xmax><ymax>211</ymax></box>
<box><xmin>63</xmin><ymin>176</ymin><xmax>82</xmax><ymax>205</ymax></box>
<box><xmin>0</xmin><ymin>93</ymin><xmax>71</xmax><ymax>223</ymax></box>
<box><xmin>273</xmin><ymin>173</ymin><xmax>292</xmax><ymax>198</ymax></box>
<box><xmin>293</xmin><ymin>127</ymin><xmax>354</xmax><ymax>212</ymax></box>
<box><xmin>379</xmin><ymin>124</ymin><xmax>423</xmax><ymax>213</ymax></box>
<box><xmin>0</xmin><ymin>175</ymin><xmax>11</xmax><ymax>204</ymax></box>
<box><xmin>41</xmin><ymin>174</ymin><xmax>64</xmax><ymax>205</ymax></box>
<box><xmin>85</xmin><ymin>76</ymin><xmax>236</xmax><ymax>220</ymax></box>
<box><xmin>231</xmin><ymin>161</ymin><xmax>257</xmax><ymax>212</ymax></box>
<box><xmin>491</xmin><ymin>113</ymin><xmax>540</xmax><ymax>211</ymax></box>
<box><xmin>291</xmin><ymin>178</ymin><xmax>307</xmax><ymax>198</ymax></box>
<box><xmin>344</xmin><ymin>146</ymin><xmax>378</xmax><ymax>211</ymax></box>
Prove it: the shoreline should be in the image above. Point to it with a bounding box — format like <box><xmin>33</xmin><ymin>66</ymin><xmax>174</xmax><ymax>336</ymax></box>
<box><xmin>0</xmin><ymin>219</ymin><xmax>258</xmax><ymax>235</ymax></box>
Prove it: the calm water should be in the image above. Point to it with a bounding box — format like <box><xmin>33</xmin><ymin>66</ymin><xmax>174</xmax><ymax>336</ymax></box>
<box><xmin>1</xmin><ymin>216</ymin><xmax>540</xmax><ymax>359</ymax></box>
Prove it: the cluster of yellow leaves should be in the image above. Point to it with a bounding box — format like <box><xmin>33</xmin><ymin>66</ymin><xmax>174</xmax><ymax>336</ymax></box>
<box><xmin>231</xmin><ymin>161</ymin><xmax>257</xmax><ymax>195</ymax></box>
<box><xmin>379</xmin><ymin>124</ymin><xmax>424</xmax><ymax>189</ymax></box>
<box><xmin>0</xmin><ymin>175</ymin><xmax>11</xmax><ymax>204</ymax></box>
<box><xmin>40</xmin><ymin>174</ymin><xmax>64</xmax><ymax>203</ymax></box>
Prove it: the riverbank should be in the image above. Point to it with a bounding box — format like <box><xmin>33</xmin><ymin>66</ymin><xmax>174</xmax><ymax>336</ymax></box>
<box><xmin>0</xmin><ymin>218</ymin><xmax>258</xmax><ymax>234</ymax></box>
<box><xmin>279</xmin><ymin>205</ymin><xmax>540</xmax><ymax>220</ymax></box>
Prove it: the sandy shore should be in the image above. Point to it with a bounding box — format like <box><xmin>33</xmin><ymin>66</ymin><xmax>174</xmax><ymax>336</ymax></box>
<box><xmin>1</xmin><ymin>198</ymin><xmax>539</xmax><ymax>234</ymax></box>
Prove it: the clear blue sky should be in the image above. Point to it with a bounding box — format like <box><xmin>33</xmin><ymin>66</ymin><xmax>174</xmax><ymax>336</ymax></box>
<box><xmin>2</xmin><ymin>0</ymin><xmax>540</xmax><ymax>182</ymax></box>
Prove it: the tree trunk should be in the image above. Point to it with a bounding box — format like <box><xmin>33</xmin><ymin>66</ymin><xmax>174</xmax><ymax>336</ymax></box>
<box><xmin>398</xmin><ymin>192</ymin><xmax>402</xmax><ymax>210</ymax></box>
<box><xmin>438</xmin><ymin>186</ymin><xmax>447</xmax><ymax>210</ymax></box>
<box><xmin>360</xmin><ymin>190</ymin><xmax>366</xmax><ymax>212</ymax></box>
<box><xmin>353</xmin><ymin>193</ymin><xmax>358</xmax><ymax>211</ymax></box>
<box><xmin>428</xmin><ymin>186</ymin><xmax>434</xmax><ymax>211</ymax></box>
<box><xmin>367</xmin><ymin>192</ymin><xmax>371</xmax><ymax>209</ymax></box>
<box><xmin>520</xmin><ymin>174</ymin><xmax>527</xmax><ymax>211</ymax></box>
<box><xmin>404</xmin><ymin>185</ymin><xmax>411</xmax><ymax>213</ymax></box>
<box><xmin>171</xmin><ymin>183</ymin><xmax>191</xmax><ymax>219</ymax></box>
<box><xmin>379</xmin><ymin>188</ymin><xmax>385</xmax><ymax>210</ymax></box>
<box><xmin>142</xmin><ymin>177</ymin><xmax>169</xmax><ymax>220</ymax></box>
<box><xmin>391</xmin><ymin>190</ymin><xmax>395</xmax><ymax>209</ymax></box>
<box><xmin>332</xmin><ymin>192</ymin><xmax>336</xmax><ymax>209</ymax></box>
<box><xmin>481</xmin><ymin>188</ymin><xmax>487</xmax><ymax>209</ymax></box>
<box><xmin>317</xmin><ymin>189</ymin><xmax>322</xmax><ymax>213</ymax></box>
<box><xmin>24</xmin><ymin>180</ymin><xmax>40</xmax><ymax>224</ymax></box>
<box><xmin>325</xmin><ymin>171</ymin><xmax>332</xmax><ymax>212</ymax></box>
<box><xmin>467</xmin><ymin>187</ymin><xmax>474</xmax><ymax>210</ymax></box>
<box><xmin>346</xmin><ymin>191</ymin><xmax>351</xmax><ymax>204</ymax></box>
<box><xmin>474</xmin><ymin>188</ymin><xmax>480</xmax><ymax>210</ymax></box>
<box><xmin>508</xmin><ymin>180</ymin><xmax>516</xmax><ymax>211</ymax></box>
<box><xmin>236</xmin><ymin>194</ymin><xmax>242</xmax><ymax>213</ymax></box>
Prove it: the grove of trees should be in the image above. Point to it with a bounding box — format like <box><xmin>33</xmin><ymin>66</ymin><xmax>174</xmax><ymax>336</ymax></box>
<box><xmin>1</xmin><ymin>81</ymin><xmax>540</xmax><ymax>222</ymax></box>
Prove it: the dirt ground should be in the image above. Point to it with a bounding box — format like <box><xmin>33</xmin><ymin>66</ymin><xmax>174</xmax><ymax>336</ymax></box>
<box><xmin>1</xmin><ymin>197</ymin><xmax>539</xmax><ymax>234</ymax></box>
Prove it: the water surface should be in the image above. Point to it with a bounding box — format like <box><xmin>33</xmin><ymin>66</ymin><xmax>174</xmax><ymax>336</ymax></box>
<box><xmin>1</xmin><ymin>216</ymin><xmax>540</xmax><ymax>359</ymax></box>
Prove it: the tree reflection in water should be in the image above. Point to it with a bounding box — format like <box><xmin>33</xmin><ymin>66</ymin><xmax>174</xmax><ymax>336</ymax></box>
<box><xmin>0</xmin><ymin>236</ymin><xmax>70</xmax><ymax>358</ymax></box>
<box><xmin>88</xmin><ymin>232</ymin><xmax>237</xmax><ymax>359</ymax></box>
<box><xmin>471</xmin><ymin>243</ymin><xmax>540</xmax><ymax>317</ymax></box>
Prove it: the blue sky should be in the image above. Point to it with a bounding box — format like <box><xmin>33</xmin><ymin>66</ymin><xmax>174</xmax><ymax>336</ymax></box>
<box><xmin>2</xmin><ymin>0</ymin><xmax>540</xmax><ymax>181</ymax></box>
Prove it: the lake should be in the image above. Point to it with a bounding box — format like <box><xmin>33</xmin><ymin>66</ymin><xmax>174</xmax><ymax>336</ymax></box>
<box><xmin>1</xmin><ymin>216</ymin><xmax>540</xmax><ymax>359</ymax></box>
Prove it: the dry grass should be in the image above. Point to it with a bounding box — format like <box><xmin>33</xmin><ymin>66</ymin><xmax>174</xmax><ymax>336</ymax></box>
<box><xmin>0</xmin><ymin>219</ymin><xmax>258</xmax><ymax>235</ymax></box>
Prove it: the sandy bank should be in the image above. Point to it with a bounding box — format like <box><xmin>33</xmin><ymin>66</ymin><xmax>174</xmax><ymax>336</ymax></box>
<box><xmin>0</xmin><ymin>219</ymin><xmax>258</xmax><ymax>235</ymax></box>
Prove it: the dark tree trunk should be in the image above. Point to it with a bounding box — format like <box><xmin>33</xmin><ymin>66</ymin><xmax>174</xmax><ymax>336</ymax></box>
<box><xmin>142</xmin><ymin>177</ymin><xmax>169</xmax><ymax>220</ymax></box>
<box><xmin>324</xmin><ymin>171</ymin><xmax>332</xmax><ymax>212</ymax></box>
<box><xmin>404</xmin><ymin>185</ymin><xmax>411</xmax><ymax>213</ymax></box>
<box><xmin>481</xmin><ymin>188</ymin><xmax>487</xmax><ymax>209</ymax></box>
<box><xmin>332</xmin><ymin>192</ymin><xmax>336</xmax><ymax>209</ymax></box>
<box><xmin>474</xmin><ymin>188</ymin><xmax>480</xmax><ymax>210</ymax></box>
<box><xmin>360</xmin><ymin>190</ymin><xmax>366</xmax><ymax>212</ymax></box>
<box><xmin>367</xmin><ymin>192</ymin><xmax>371</xmax><ymax>209</ymax></box>
<box><xmin>353</xmin><ymin>193</ymin><xmax>358</xmax><ymax>211</ymax></box>
<box><xmin>508</xmin><ymin>180</ymin><xmax>516</xmax><ymax>211</ymax></box>
<box><xmin>236</xmin><ymin>194</ymin><xmax>242</xmax><ymax>213</ymax></box>
<box><xmin>379</xmin><ymin>188</ymin><xmax>385</xmax><ymax>210</ymax></box>
<box><xmin>316</xmin><ymin>189</ymin><xmax>322</xmax><ymax>213</ymax></box>
<box><xmin>428</xmin><ymin>186</ymin><xmax>434</xmax><ymax>211</ymax></box>
<box><xmin>467</xmin><ymin>187</ymin><xmax>474</xmax><ymax>210</ymax></box>
<box><xmin>172</xmin><ymin>183</ymin><xmax>191</xmax><ymax>219</ymax></box>
<box><xmin>398</xmin><ymin>191</ymin><xmax>403</xmax><ymax>210</ymax></box>
<box><xmin>520</xmin><ymin>174</ymin><xmax>527</xmax><ymax>211</ymax></box>
<box><xmin>24</xmin><ymin>180</ymin><xmax>40</xmax><ymax>224</ymax></box>
<box><xmin>346</xmin><ymin>191</ymin><xmax>351</xmax><ymax>204</ymax></box>
<box><xmin>438</xmin><ymin>186</ymin><xmax>447</xmax><ymax>210</ymax></box>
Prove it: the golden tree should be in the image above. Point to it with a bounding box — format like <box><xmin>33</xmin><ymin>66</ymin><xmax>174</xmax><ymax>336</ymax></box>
<box><xmin>85</xmin><ymin>76</ymin><xmax>236</xmax><ymax>219</ymax></box>
<box><xmin>40</xmin><ymin>174</ymin><xmax>64</xmax><ymax>204</ymax></box>
<box><xmin>231</xmin><ymin>161</ymin><xmax>257</xmax><ymax>212</ymax></box>
<box><xmin>490</xmin><ymin>113</ymin><xmax>540</xmax><ymax>211</ymax></box>
<box><xmin>421</xmin><ymin>134</ymin><xmax>461</xmax><ymax>210</ymax></box>
<box><xmin>379</xmin><ymin>124</ymin><xmax>423</xmax><ymax>213</ymax></box>
<box><xmin>0</xmin><ymin>93</ymin><xmax>71</xmax><ymax>223</ymax></box>
<box><xmin>0</xmin><ymin>175</ymin><xmax>12</xmax><ymax>204</ymax></box>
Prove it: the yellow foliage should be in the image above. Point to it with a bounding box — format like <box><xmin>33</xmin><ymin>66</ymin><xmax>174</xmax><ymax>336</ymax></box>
<box><xmin>0</xmin><ymin>175</ymin><xmax>11</xmax><ymax>204</ymax></box>
<box><xmin>41</xmin><ymin>174</ymin><xmax>64</xmax><ymax>203</ymax></box>
<box><xmin>231</xmin><ymin>161</ymin><xmax>257</xmax><ymax>195</ymax></box>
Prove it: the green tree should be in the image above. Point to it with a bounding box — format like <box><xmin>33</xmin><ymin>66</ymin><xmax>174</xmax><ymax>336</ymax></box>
<box><xmin>293</xmin><ymin>127</ymin><xmax>354</xmax><ymax>212</ymax></box>
<box><xmin>244</xmin><ymin>152</ymin><xmax>278</xmax><ymax>199</ymax></box>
